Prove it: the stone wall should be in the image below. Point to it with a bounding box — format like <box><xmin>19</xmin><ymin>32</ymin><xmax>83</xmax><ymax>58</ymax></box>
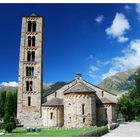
<box><xmin>64</xmin><ymin>93</ymin><xmax>96</xmax><ymax>128</ymax></box>
<box><xmin>42</xmin><ymin>106</ymin><xmax>64</xmax><ymax>127</ymax></box>
<box><xmin>97</xmin><ymin>104</ymin><xmax>117</xmax><ymax>125</ymax></box>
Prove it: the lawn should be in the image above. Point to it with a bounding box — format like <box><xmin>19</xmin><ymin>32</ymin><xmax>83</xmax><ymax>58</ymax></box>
<box><xmin>0</xmin><ymin>126</ymin><xmax>99</xmax><ymax>137</ymax></box>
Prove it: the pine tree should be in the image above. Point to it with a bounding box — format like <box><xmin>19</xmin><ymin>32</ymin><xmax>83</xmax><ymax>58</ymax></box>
<box><xmin>3</xmin><ymin>91</ymin><xmax>16</xmax><ymax>133</ymax></box>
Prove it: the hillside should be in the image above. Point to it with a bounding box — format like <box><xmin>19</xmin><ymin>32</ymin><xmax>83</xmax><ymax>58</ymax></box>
<box><xmin>98</xmin><ymin>66</ymin><xmax>140</xmax><ymax>95</ymax></box>
<box><xmin>0</xmin><ymin>82</ymin><xmax>66</xmax><ymax>96</ymax></box>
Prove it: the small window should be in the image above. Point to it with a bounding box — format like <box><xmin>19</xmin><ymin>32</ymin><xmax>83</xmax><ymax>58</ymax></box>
<box><xmin>26</xmin><ymin>81</ymin><xmax>29</xmax><ymax>91</ymax></box>
<box><xmin>32</xmin><ymin>51</ymin><xmax>35</xmax><ymax>62</ymax></box>
<box><xmin>32</xmin><ymin>36</ymin><xmax>35</xmax><ymax>46</ymax></box>
<box><xmin>32</xmin><ymin>22</ymin><xmax>36</xmax><ymax>32</ymax></box>
<box><xmin>29</xmin><ymin>81</ymin><xmax>33</xmax><ymax>91</ymax></box>
<box><xmin>27</xmin><ymin>51</ymin><xmax>31</xmax><ymax>61</ymax></box>
<box><xmin>28</xmin><ymin>36</ymin><xmax>31</xmax><ymax>46</ymax></box>
<box><xmin>26</xmin><ymin>67</ymin><xmax>28</xmax><ymax>76</ymax></box>
<box><xmin>102</xmin><ymin>91</ymin><xmax>104</xmax><ymax>97</ymax></box>
<box><xmin>50</xmin><ymin>112</ymin><xmax>53</xmax><ymax>119</ymax></box>
<box><xmin>28</xmin><ymin>96</ymin><xmax>31</xmax><ymax>106</ymax></box>
<box><xmin>83</xmin><ymin>118</ymin><xmax>85</xmax><ymax>123</ymax></box>
<box><xmin>27</xmin><ymin>21</ymin><xmax>32</xmax><ymax>32</ymax></box>
<box><xmin>82</xmin><ymin>104</ymin><xmax>85</xmax><ymax>115</ymax></box>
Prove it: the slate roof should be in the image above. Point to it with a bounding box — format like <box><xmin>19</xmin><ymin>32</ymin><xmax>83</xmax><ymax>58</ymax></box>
<box><xmin>42</xmin><ymin>98</ymin><xmax>63</xmax><ymax>106</ymax></box>
<box><xmin>97</xmin><ymin>97</ymin><xmax>116</xmax><ymax>104</ymax></box>
<box><xmin>64</xmin><ymin>82</ymin><xmax>95</xmax><ymax>94</ymax></box>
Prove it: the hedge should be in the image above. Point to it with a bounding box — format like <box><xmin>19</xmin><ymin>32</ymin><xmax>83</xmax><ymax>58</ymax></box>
<box><xmin>78</xmin><ymin>126</ymin><xmax>108</xmax><ymax>137</ymax></box>
<box><xmin>108</xmin><ymin>123</ymin><xmax>119</xmax><ymax>130</ymax></box>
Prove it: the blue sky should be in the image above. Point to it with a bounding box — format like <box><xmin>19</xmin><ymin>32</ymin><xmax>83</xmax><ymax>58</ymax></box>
<box><xmin>0</xmin><ymin>3</ymin><xmax>140</xmax><ymax>87</ymax></box>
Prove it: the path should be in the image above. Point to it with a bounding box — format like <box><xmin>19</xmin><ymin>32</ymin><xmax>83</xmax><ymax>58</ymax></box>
<box><xmin>103</xmin><ymin>121</ymin><xmax>140</xmax><ymax>137</ymax></box>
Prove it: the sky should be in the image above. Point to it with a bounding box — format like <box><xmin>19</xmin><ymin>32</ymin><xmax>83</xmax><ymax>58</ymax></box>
<box><xmin>0</xmin><ymin>3</ymin><xmax>140</xmax><ymax>87</ymax></box>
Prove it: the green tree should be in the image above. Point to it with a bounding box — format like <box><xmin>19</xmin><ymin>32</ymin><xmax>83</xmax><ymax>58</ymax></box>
<box><xmin>0</xmin><ymin>90</ymin><xmax>6</xmax><ymax>118</ymax></box>
<box><xmin>3</xmin><ymin>91</ymin><xmax>16</xmax><ymax>133</ymax></box>
<box><xmin>117</xmin><ymin>68</ymin><xmax>140</xmax><ymax>121</ymax></box>
<box><xmin>117</xmin><ymin>95</ymin><xmax>134</xmax><ymax>121</ymax></box>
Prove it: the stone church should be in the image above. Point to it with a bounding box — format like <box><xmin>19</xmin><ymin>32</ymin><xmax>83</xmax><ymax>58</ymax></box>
<box><xmin>17</xmin><ymin>14</ymin><xmax>117</xmax><ymax>128</ymax></box>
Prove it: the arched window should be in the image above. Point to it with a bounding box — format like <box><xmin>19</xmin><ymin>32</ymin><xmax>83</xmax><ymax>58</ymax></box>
<box><xmin>32</xmin><ymin>36</ymin><xmax>35</xmax><ymax>46</ymax></box>
<box><xmin>32</xmin><ymin>51</ymin><xmax>35</xmax><ymax>62</ymax></box>
<box><xmin>26</xmin><ymin>81</ymin><xmax>29</xmax><ymax>91</ymax></box>
<box><xmin>28</xmin><ymin>96</ymin><xmax>31</xmax><ymax>106</ymax></box>
<box><xmin>27</xmin><ymin>21</ymin><xmax>32</xmax><ymax>32</ymax></box>
<box><xmin>33</xmin><ymin>22</ymin><xmax>36</xmax><ymax>32</ymax></box>
<box><xmin>27</xmin><ymin>51</ymin><xmax>31</xmax><ymax>62</ymax></box>
<box><xmin>29</xmin><ymin>81</ymin><xmax>33</xmax><ymax>91</ymax></box>
<box><xmin>83</xmin><ymin>118</ymin><xmax>85</xmax><ymax>123</ymax></box>
<box><xmin>82</xmin><ymin>104</ymin><xmax>85</xmax><ymax>115</ymax></box>
<box><xmin>50</xmin><ymin>112</ymin><xmax>53</xmax><ymax>119</ymax></box>
<box><xmin>26</xmin><ymin>67</ymin><xmax>28</xmax><ymax>76</ymax></box>
<box><xmin>31</xmin><ymin>67</ymin><xmax>34</xmax><ymax>77</ymax></box>
<box><xmin>28</xmin><ymin>36</ymin><xmax>31</xmax><ymax>46</ymax></box>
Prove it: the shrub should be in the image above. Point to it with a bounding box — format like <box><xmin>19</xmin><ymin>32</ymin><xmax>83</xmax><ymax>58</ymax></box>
<box><xmin>108</xmin><ymin>123</ymin><xmax>119</xmax><ymax>130</ymax></box>
<box><xmin>78</xmin><ymin>126</ymin><xmax>108</xmax><ymax>137</ymax></box>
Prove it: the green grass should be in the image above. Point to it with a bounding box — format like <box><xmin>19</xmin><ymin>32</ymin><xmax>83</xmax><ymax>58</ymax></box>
<box><xmin>0</xmin><ymin>126</ymin><xmax>99</xmax><ymax>137</ymax></box>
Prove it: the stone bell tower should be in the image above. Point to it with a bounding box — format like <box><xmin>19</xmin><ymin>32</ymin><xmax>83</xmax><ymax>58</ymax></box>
<box><xmin>17</xmin><ymin>14</ymin><xmax>43</xmax><ymax>127</ymax></box>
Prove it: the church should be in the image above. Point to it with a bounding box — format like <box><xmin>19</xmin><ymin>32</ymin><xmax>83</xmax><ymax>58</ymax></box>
<box><xmin>17</xmin><ymin>14</ymin><xmax>117</xmax><ymax>128</ymax></box>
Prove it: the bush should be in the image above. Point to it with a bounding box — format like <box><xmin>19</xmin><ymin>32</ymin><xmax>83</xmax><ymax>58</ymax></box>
<box><xmin>108</xmin><ymin>123</ymin><xmax>119</xmax><ymax>130</ymax></box>
<box><xmin>78</xmin><ymin>126</ymin><xmax>108</xmax><ymax>137</ymax></box>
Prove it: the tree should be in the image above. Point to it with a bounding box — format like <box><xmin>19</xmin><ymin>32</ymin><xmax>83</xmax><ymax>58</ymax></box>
<box><xmin>0</xmin><ymin>90</ymin><xmax>6</xmax><ymax>118</ymax></box>
<box><xmin>3</xmin><ymin>91</ymin><xmax>16</xmax><ymax>133</ymax></box>
<box><xmin>117</xmin><ymin>94</ymin><xmax>134</xmax><ymax>121</ymax></box>
<box><xmin>117</xmin><ymin>68</ymin><xmax>140</xmax><ymax>121</ymax></box>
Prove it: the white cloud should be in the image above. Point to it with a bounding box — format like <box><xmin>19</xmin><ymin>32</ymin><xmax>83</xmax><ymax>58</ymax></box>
<box><xmin>95</xmin><ymin>15</ymin><xmax>104</xmax><ymax>23</ymax></box>
<box><xmin>124</xmin><ymin>5</ymin><xmax>131</xmax><ymax>11</ymax></box>
<box><xmin>105</xmin><ymin>12</ymin><xmax>130</xmax><ymax>43</ymax></box>
<box><xmin>102</xmin><ymin>39</ymin><xmax>140</xmax><ymax>80</ymax></box>
<box><xmin>118</xmin><ymin>36</ymin><xmax>129</xmax><ymax>43</ymax></box>
<box><xmin>136</xmin><ymin>4</ymin><xmax>140</xmax><ymax>21</ymax></box>
<box><xmin>0</xmin><ymin>81</ymin><xmax>18</xmax><ymax>87</ymax></box>
<box><xmin>88</xmin><ymin>65</ymin><xmax>99</xmax><ymax>79</ymax></box>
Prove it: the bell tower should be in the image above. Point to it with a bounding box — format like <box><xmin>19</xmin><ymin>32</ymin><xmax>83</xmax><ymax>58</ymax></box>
<box><xmin>17</xmin><ymin>14</ymin><xmax>43</xmax><ymax>127</ymax></box>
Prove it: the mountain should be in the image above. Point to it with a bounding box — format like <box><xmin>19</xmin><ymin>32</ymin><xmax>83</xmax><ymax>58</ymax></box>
<box><xmin>98</xmin><ymin>66</ymin><xmax>140</xmax><ymax>95</ymax></box>
<box><xmin>43</xmin><ymin>81</ymin><xmax>67</xmax><ymax>97</ymax></box>
<box><xmin>0</xmin><ymin>82</ymin><xmax>66</xmax><ymax>96</ymax></box>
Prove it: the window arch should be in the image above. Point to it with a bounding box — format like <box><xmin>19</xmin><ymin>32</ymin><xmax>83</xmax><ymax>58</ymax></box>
<box><xmin>27</xmin><ymin>51</ymin><xmax>35</xmax><ymax>62</ymax></box>
<box><xmin>28</xmin><ymin>36</ymin><xmax>31</xmax><ymax>46</ymax></box>
<box><xmin>27</xmin><ymin>21</ymin><xmax>36</xmax><ymax>32</ymax></box>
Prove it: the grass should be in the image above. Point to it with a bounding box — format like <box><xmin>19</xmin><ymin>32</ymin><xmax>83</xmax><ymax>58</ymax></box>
<box><xmin>0</xmin><ymin>126</ymin><xmax>99</xmax><ymax>137</ymax></box>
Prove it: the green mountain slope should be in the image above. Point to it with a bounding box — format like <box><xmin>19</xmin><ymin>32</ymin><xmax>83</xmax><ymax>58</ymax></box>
<box><xmin>98</xmin><ymin>66</ymin><xmax>140</xmax><ymax>95</ymax></box>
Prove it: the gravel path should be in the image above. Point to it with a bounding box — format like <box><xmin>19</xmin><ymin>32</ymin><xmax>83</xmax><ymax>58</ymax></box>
<box><xmin>103</xmin><ymin>122</ymin><xmax>140</xmax><ymax>137</ymax></box>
